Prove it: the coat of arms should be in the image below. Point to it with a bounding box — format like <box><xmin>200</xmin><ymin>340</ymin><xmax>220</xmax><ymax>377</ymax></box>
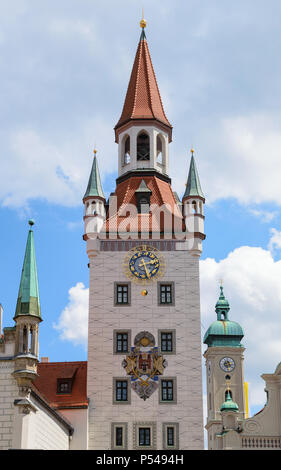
<box><xmin>122</xmin><ymin>331</ymin><xmax>167</xmax><ymax>400</ymax></box>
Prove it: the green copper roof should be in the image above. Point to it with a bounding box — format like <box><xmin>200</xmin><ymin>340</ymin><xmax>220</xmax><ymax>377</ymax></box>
<box><xmin>203</xmin><ymin>286</ymin><xmax>244</xmax><ymax>348</ymax></box>
<box><xmin>220</xmin><ymin>390</ymin><xmax>239</xmax><ymax>413</ymax></box>
<box><xmin>183</xmin><ymin>155</ymin><xmax>204</xmax><ymax>200</ymax></box>
<box><xmin>83</xmin><ymin>155</ymin><xmax>105</xmax><ymax>200</ymax></box>
<box><xmin>14</xmin><ymin>221</ymin><xmax>41</xmax><ymax>320</ymax></box>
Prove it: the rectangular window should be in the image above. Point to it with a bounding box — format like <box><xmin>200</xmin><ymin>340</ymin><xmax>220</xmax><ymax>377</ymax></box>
<box><xmin>115</xmin><ymin>427</ymin><xmax>123</xmax><ymax>447</ymax></box>
<box><xmin>161</xmin><ymin>332</ymin><xmax>173</xmax><ymax>352</ymax></box>
<box><xmin>114</xmin><ymin>283</ymin><xmax>131</xmax><ymax>306</ymax></box>
<box><xmin>139</xmin><ymin>428</ymin><xmax>151</xmax><ymax>447</ymax></box>
<box><xmin>158</xmin><ymin>282</ymin><xmax>175</xmax><ymax>306</ymax></box>
<box><xmin>111</xmin><ymin>423</ymin><xmax>128</xmax><ymax>450</ymax></box>
<box><xmin>115</xmin><ymin>380</ymin><xmax>128</xmax><ymax>402</ymax></box>
<box><xmin>162</xmin><ymin>423</ymin><xmax>179</xmax><ymax>449</ymax></box>
<box><xmin>167</xmin><ymin>427</ymin><xmax>174</xmax><ymax>446</ymax></box>
<box><xmin>116</xmin><ymin>332</ymin><xmax>128</xmax><ymax>353</ymax></box>
<box><xmin>57</xmin><ymin>379</ymin><xmax>72</xmax><ymax>394</ymax></box>
<box><xmin>161</xmin><ymin>380</ymin><xmax>174</xmax><ymax>401</ymax></box>
<box><xmin>117</xmin><ymin>285</ymin><xmax>128</xmax><ymax>304</ymax></box>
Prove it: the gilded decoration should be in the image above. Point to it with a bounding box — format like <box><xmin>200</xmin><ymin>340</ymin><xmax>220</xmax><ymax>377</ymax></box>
<box><xmin>122</xmin><ymin>331</ymin><xmax>167</xmax><ymax>400</ymax></box>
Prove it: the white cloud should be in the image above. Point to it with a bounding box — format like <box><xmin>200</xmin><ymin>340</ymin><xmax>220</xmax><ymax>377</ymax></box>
<box><xmin>53</xmin><ymin>282</ymin><xmax>89</xmax><ymax>347</ymax></box>
<box><xmin>248</xmin><ymin>208</ymin><xmax>277</xmax><ymax>224</ymax></box>
<box><xmin>172</xmin><ymin>113</ymin><xmax>281</xmax><ymax>206</ymax></box>
<box><xmin>268</xmin><ymin>228</ymin><xmax>281</xmax><ymax>254</ymax></box>
<box><xmin>200</xmin><ymin>244</ymin><xmax>281</xmax><ymax>411</ymax></box>
<box><xmin>0</xmin><ymin>117</ymin><xmax>116</xmax><ymax>208</ymax></box>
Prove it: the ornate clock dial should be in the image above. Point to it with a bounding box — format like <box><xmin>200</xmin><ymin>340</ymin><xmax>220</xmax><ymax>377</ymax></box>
<box><xmin>123</xmin><ymin>245</ymin><xmax>165</xmax><ymax>284</ymax></box>
<box><xmin>219</xmin><ymin>357</ymin><xmax>235</xmax><ymax>372</ymax></box>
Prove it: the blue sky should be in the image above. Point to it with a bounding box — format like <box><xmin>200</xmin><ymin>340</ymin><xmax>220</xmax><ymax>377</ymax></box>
<box><xmin>1</xmin><ymin>0</ymin><xmax>281</xmax><ymax>418</ymax></box>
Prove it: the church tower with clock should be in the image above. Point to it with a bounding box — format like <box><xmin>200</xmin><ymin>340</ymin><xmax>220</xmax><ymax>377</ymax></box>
<box><xmin>83</xmin><ymin>18</ymin><xmax>205</xmax><ymax>450</ymax></box>
<box><xmin>203</xmin><ymin>285</ymin><xmax>246</xmax><ymax>450</ymax></box>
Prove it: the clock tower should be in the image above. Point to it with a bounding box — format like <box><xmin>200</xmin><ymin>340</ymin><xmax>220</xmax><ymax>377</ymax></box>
<box><xmin>84</xmin><ymin>18</ymin><xmax>205</xmax><ymax>450</ymax></box>
<box><xmin>203</xmin><ymin>285</ymin><xmax>246</xmax><ymax>450</ymax></box>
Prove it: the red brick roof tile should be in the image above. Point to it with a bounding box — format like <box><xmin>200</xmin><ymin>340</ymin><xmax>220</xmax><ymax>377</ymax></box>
<box><xmin>115</xmin><ymin>33</ymin><xmax>172</xmax><ymax>141</ymax></box>
<box><xmin>33</xmin><ymin>361</ymin><xmax>88</xmax><ymax>410</ymax></box>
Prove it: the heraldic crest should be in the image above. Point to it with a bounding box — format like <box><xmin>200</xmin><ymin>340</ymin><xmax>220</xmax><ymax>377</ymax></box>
<box><xmin>122</xmin><ymin>331</ymin><xmax>167</xmax><ymax>400</ymax></box>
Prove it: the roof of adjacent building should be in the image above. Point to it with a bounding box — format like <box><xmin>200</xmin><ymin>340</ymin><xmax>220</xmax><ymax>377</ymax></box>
<box><xmin>183</xmin><ymin>155</ymin><xmax>205</xmax><ymax>200</ymax></box>
<box><xmin>33</xmin><ymin>361</ymin><xmax>88</xmax><ymax>410</ymax></box>
<box><xmin>14</xmin><ymin>220</ymin><xmax>41</xmax><ymax>320</ymax></box>
<box><xmin>114</xmin><ymin>29</ymin><xmax>172</xmax><ymax>141</ymax></box>
<box><xmin>83</xmin><ymin>154</ymin><xmax>105</xmax><ymax>200</ymax></box>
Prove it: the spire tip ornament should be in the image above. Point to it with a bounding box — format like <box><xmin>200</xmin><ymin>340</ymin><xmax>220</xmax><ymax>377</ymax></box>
<box><xmin>140</xmin><ymin>9</ymin><xmax>147</xmax><ymax>29</ymax></box>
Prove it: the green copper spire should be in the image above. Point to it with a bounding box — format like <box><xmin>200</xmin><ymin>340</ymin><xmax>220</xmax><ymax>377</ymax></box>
<box><xmin>14</xmin><ymin>220</ymin><xmax>41</xmax><ymax>320</ymax></box>
<box><xmin>216</xmin><ymin>285</ymin><xmax>230</xmax><ymax>320</ymax></box>
<box><xmin>83</xmin><ymin>151</ymin><xmax>105</xmax><ymax>200</ymax></box>
<box><xmin>220</xmin><ymin>390</ymin><xmax>239</xmax><ymax>413</ymax></box>
<box><xmin>183</xmin><ymin>154</ymin><xmax>205</xmax><ymax>200</ymax></box>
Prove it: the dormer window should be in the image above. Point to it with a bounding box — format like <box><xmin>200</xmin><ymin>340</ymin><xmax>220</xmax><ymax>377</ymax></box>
<box><xmin>135</xmin><ymin>179</ymin><xmax>152</xmax><ymax>213</ymax></box>
<box><xmin>137</xmin><ymin>132</ymin><xmax>150</xmax><ymax>160</ymax></box>
<box><xmin>57</xmin><ymin>378</ymin><xmax>72</xmax><ymax>394</ymax></box>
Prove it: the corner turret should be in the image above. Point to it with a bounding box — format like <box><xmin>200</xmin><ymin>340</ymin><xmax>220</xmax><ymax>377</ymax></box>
<box><xmin>182</xmin><ymin>150</ymin><xmax>205</xmax><ymax>256</ymax></box>
<box><xmin>13</xmin><ymin>220</ymin><xmax>42</xmax><ymax>393</ymax></box>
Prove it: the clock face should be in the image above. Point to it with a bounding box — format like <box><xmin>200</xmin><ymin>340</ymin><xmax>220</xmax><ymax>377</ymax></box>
<box><xmin>219</xmin><ymin>357</ymin><xmax>235</xmax><ymax>372</ymax></box>
<box><xmin>123</xmin><ymin>245</ymin><xmax>165</xmax><ymax>284</ymax></box>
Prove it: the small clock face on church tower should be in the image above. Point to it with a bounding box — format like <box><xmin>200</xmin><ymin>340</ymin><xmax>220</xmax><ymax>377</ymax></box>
<box><xmin>219</xmin><ymin>356</ymin><xmax>235</xmax><ymax>372</ymax></box>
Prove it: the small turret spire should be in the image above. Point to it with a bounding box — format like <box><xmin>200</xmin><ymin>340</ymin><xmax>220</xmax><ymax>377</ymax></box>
<box><xmin>14</xmin><ymin>220</ymin><xmax>41</xmax><ymax>320</ymax></box>
<box><xmin>183</xmin><ymin>151</ymin><xmax>205</xmax><ymax>200</ymax></box>
<box><xmin>83</xmin><ymin>150</ymin><xmax>105</xmax><ymax>200</ymax></box>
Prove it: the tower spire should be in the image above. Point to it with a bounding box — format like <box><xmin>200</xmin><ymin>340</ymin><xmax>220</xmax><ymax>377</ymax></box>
<box><xmin>114</xmin><ymin>18</ymin><xmax>172</xmax><ymax>142</ymax></box>
<box><xmin>83</xmin><ymin>150</ymin><xmax>105</xmax><ymax>201</ymax></box>
<box><xmin>183</xmin><ymin>151</ymin><xmax>205</xmax><ymax>200</ymax></box>
<box><xmin>14</xmin><ymin>220</ymin><xmax>41</xmax><ymax>320</ymax></box>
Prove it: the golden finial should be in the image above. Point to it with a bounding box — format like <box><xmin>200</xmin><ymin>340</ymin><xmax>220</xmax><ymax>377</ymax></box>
<box><xmin>140</xmin><ymin>8</ymin><xmax>147</xmax><ymax>28</ymax></box>
<box><xmin>190</xmin><ymin>148</ymin><xmax>195</xmax><ymax>156</ymax></box>
<box><xmin>93</xmin><ymin>148</ymin><xmax>97</xmax><ymax>156</ymax></box>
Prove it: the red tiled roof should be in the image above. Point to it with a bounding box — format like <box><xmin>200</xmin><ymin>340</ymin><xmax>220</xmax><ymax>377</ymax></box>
<box><xmin>104</xmin><ymin>175</ymin><xmax>184</xmax><ymax>235</ymax></box>
<box><xmin>115</xmin><ymin>32</ymin><xmax>172</xmax><ymax>141</ymax></box>
<box><xmin>33</xmin><ymin>361</ymin><xmax>88</xmax><ymax>410</ymax></box>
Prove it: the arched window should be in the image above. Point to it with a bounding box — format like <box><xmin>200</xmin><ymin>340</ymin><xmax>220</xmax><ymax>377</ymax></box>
<box><xmin>124</xmin><ymin>136</ymin><xmax>130</xmax><ymax>165</ymax></box>
<box><xmin>192</xmin><ymin>201</ymin><xmax>197</xmax><ymax>214</ymax></box>
<box><xmin>137</xmin><ymin>132</ymin><xmax>150</xmax><ymax>161</ymax></box>
<box><xmin>157</xmin><ymin>135</ymin><xmax>163</xmax><ymax>163</ymax></box>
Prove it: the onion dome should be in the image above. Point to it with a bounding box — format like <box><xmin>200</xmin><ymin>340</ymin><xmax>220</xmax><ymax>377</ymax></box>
<box><xmin>203</xmin><ymin>285</ymin><xmax>244</xmax><ymax>348</ymax></box>
<box><xmin>220</xmin><ymin>390</ymin><xmax>239</xmax><ymax>413</ymax></box>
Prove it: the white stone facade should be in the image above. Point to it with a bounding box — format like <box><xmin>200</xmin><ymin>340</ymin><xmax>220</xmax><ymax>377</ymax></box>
<box><xmin>0</xmin><ymin>361</ymin><xmax>18</xmax><ymax>450</ymax></box>
<box><xmin>87</xmin><ymin>246</ymin><xmax>204</xmax><ymax>450</ymax></box>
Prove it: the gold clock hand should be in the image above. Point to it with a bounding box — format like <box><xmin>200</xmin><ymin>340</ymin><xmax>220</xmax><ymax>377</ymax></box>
<box><xmin>139</xmin><ymin>259</ymin><xmax>151</xmax><ymax>278</ymax></box>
